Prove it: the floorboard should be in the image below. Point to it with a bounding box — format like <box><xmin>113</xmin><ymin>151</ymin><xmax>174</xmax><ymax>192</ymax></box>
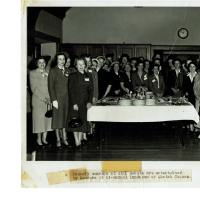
<box><xmin>26</xmin><ymin>122</ymin><xmax>200</xmax><ymax>161</ymax></box>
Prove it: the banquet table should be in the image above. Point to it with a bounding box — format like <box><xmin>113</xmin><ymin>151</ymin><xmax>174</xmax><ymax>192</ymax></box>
<box><xmin>87</xmin><ymin>103</ymin><xmax>199</xmax><ymax>148</ymax></box>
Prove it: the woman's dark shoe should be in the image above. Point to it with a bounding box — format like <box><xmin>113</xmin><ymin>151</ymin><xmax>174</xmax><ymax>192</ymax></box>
<box><xmin>81</xmin><ymin>141</ymin><xmax>85</xmax><ymax>149</ymax></box>
<box><xmin>42</xmin><ymin>141</ymin><xmax>51</xmax><ymax>147</ymax></box>
<box><xmin>92</xmin><ymin>128</ymin><xmax>95</xmax><ymax>134</ymax></box>
<box><xmin>82</xmin><ymin>139</ymin><xmax>88</xmax><ymax>143</ymax></box>
<box><xmin>87</xmin><ymin>134</ymin><xmax>93</xmax><ymax>143</ymax></box>
<box><xmin>187</xmin><ymin>130</ymin><xmax>193</xmax><ymax>136</ymax></box>
<box><xmin>56</xmin><ymin>141</ymin><xmax>62</xmax><ymax>149</ymax></box>
<box><xmin>61</xmin><ymin>139</ymin><xmax>72</xmax><ymax>147</ymax></box>
<box><xmin>36</xmin><ymin>142</ymin><xmax>44</xmax><ymax>149</ymax></box>
<box><xmin>75</xmin><ymin>144</ymin><xmax>82</xmax><ymax>149</ymax></box>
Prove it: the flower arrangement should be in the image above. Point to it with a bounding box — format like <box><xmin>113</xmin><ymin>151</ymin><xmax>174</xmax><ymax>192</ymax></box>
<box><xmin>134</xmin><ymin>86</ymin><xmax>148</xmax><ymax>100</ymax></box>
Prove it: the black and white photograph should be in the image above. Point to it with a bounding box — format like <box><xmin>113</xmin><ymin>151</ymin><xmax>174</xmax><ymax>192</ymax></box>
<box><xmin>26</xmin><ymin>6</ymin><xmax>200</xmax><ymax>161</ymax></box>
<box><xmin>20</xmin><ymin>0</ymin><xmax>200</xmax><ymax>188</ymax></box>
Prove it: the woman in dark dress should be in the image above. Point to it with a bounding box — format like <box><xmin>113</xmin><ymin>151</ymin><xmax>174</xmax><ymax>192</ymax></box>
<box><xmin>129</xmin><ymin>57</ymin><xmax>138</xmax><ymax>72</ymax></box>
<box><xmin>132</xmin><ymin>61</ymin><xmax>148</xmax><ymax>91</ymax></box>
<box><xmin>144</xmin><ymin>59</ymin><xmax>151</xmax><ymax>75</ymax></box>
<box><xmin>119</xmin><ymin>54</ymin><xmax>129</xmax><ymax>73</ymax></box>
<box><xmin>183</xmin><ymin>62</ymin><xmax>197</xmax><ymax>133</ymax></box>
<box><xmin>98</xmin><ymin>62</ymin><xmax>112</xmax><ymax>99</ymax></box>
<box><xmin>109</xmin><ymin>61</ymin><xmax>121</xmax><ymax>96</ymax></box>
<box><xmin>65</xmin><ymin>56</ymin><xmax>77</xmax><ymax>74</ymax></box>
<box><xmin>68</xmin><ymin>58</ymin><xmax>94</xmax><ymax>148</ymax></box>
<box><xmin>120</xmin><ymin>62</ymin><xmax>132</xmax><ymax>95</ymax></box>
<box><xmin>48</xmin><ymin>52</ymin><xmax>69</xmax><ymax>149</ymax></box>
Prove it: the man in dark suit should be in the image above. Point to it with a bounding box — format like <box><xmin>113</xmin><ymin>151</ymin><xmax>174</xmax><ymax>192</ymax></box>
<box><xmin>167</xmin><ymin>59</ymin><xmax>184</xmax><ymax>97</ymax></box>
<box><xmin>148</xmin><ymin>64</ymin><xmax>165</xmax><ymax>97</ymax></box>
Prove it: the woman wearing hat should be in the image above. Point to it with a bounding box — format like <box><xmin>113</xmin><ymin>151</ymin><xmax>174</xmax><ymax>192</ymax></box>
<box><xmin>68</xmin><ymin>57</ymin><xmax>94</xmax><ymax>148</ymax></box>
<box><xmin>29</xmin><ymin>56</ymin><xmax>52</xmax><ymax>148</ymax></box>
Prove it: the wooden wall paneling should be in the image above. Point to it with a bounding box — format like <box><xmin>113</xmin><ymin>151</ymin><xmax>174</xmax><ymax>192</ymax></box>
<box><xmin>121</xmin><ymin>45</ymin><xmax>135</xmax><ymax>58</ymax></box>
<box><xmin>75</xmin><ymin>45</ymin><xmax>88</xmax><ymax>56</ymax></box>
<box><xmin>117</xmin><ymin>45</ymin><xmax>121</xmax><ymax>60</ymax></box>
<box><xmin>90</xmin><ymin>45</ymin><xmax>104</xmax><ymax>58</ymax></box>
<box><xmin>151</xmin><ymin>45</ymin><xmax>200</xmax><ymax>61</ymax></box>
<box><xmin>60</xmin><ymin>44</ymin><xmax>74</xmax><ymax>56</ymax></box>
<box><xmin>135</xmin><ymin>45</ymin><xmax>151</xmax><ymax>60</ymax></box>
<box><xmin>104</xmin><ymin>45</ymin><xmax>118</xmax><ymax>60</ymax></box>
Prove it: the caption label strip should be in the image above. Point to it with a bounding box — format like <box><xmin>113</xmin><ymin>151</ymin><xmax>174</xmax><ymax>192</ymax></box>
<box><xmin>47</xmin><ymin>169</ymin><xmax>192</xmax><ymax>185</ymax></box>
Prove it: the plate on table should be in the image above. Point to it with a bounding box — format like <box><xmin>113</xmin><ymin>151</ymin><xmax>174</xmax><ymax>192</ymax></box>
<box><xmin>118</xmin><ymin>99</ymin><xmax>132</xmax><ymax>106</ymax></box>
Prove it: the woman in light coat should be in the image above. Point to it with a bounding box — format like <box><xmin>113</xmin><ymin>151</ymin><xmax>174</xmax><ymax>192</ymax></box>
<box><xmin>29</xmin><ymin>57</ymin><xmax>52</xmax><ymax>148</ymax></box>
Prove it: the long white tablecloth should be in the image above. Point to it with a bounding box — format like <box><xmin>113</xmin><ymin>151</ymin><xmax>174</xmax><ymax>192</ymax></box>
<box><xmin>87</xmin><ymin>105</ymin><xmax>199</xmax><ymax>123</ymax></box>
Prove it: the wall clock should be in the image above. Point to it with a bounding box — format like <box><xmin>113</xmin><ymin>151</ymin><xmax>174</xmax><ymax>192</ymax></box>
<box><xmin>178</xmin><ymin>28</ymin><xmax>189</xmax><ymax>39</ymax></box>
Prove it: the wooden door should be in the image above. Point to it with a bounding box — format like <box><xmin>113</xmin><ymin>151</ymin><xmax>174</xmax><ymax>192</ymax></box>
<box><xmin>90</xmin><ymin>45</ymin><xmax>104</xmax><ymax>58</ymax></box>
<box><xmin>135</xmin><ymin>45</ymin><xmax>151</xmax><ymax>60</ymax></box>
<box><xmin>120</xmin><ymin>45</ymin><xmax>135</xmax><ymax>58</ymax></box>
<box><xmin>104</xmin><ymin>45</ymin><xmax>118</xmax><ymax>60</ymax></box>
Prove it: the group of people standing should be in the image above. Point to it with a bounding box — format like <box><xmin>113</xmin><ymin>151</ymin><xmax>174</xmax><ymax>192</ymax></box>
<box><xmin>29</xmin><ymin>53</ymin><xmax>95</xmax><ymax>149</ymax></box>
<box><xmin>29</xmin><ymin>52</ymin><xmax>200</xmax><ymax>149</ymax></box>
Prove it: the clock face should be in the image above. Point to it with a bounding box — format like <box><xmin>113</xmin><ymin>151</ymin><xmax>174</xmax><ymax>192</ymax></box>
<box><xmin>178</xmin><ymin>28</ymin><xmax>189</xmax><ymax>39</ymax></box>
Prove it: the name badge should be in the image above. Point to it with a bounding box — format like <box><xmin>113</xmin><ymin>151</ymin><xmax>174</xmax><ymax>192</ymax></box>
<box><xmin>65</xmin><ymin>74</ymin><xmax>69</xmax><ymax>76</ymax></box>
<box><xmin>85</xmin><ymin>78</ymin><xmax>89</xmax><ymax>81</ymax></box>
<box><xmin>152</xmin><ymin>79</ymin><xmax>155</xmax><ymax>82</ymax></box>
<box><xmin>88</xmin><ymin>70</ymin><xmax>92</xmax><ymax>73</ymax></box>
<box><xmin>144</xmin><ymin>77</ymin><xmax>147</xmax><ymax>80</ymax></box>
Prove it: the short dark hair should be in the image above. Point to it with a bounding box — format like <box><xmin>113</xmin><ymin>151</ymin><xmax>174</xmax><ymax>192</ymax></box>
<box><xmin>153</xmin><ymin>58</ymin><xmax>161</xmax><ymax>64</ymax></box>
<box><xmin>75</xmin><ymin>57</ymin><xmax>87</xmax><ymax>66</ymax></box>
<box><xmin>144</xmin><ymin>59</ymin><xmax>150</xmax><ymax>64</ymax></box>
<box><xmin>120</xmin><ymin>54</ymin><xmax>129</xmax><ymax>63</ymax></box>
<box><xmin>51</xmin><ymin>52</ymin><xmax>67</xmax><ymax>68</ymax></box>
<box><xmin>136</xmin><ymin>61</ymin><xmax>144</xmax><ymax>68</ymax></box>
<box><xmin>187</xmin><ymin>57</ymin><xmax>193</xmax><ymax>62</ymax></box>
<box><xmin>188</xmin><ymin>62</ymin><xmax>197</xmax><ymax>69</ymax></box>
<box><xmin>138</xmin><ymin>56</ymin><xmax>145</xmax><ymax>62</ymax></box>
<box><xmin>152</xmin><ymin>63</ymin><xmax>160</xmax><ymax>70</ymax></box>
<box><xmin>35</xmin><ymin>56</ymin><xmax>47</xmax><ymax>65</ymax></box>
<box><xmin>80</xmin><ymin>54</ymin><xmax>91</xmax><ymax>61</ymax></box>
<box><xmin>173</xmin><ymin>58</ymin><xmax>182</xmax><ymax>65</ymax></box>
<box><xmin>28</xmin><ymin>56</ymin><xmax>48</xmax><ymax>70</ymax></box>
<box><xmin>106</xmin><ymin>53</ymin><xmax>114</xmax><ymax>58</ymax></box>
<box><xmin>152</xmin><ymin>53</ymin><xmax>161</xmax><ymax>61</ymax></box>
<box><xmin>129</xmin><ymin>57</ymin><xmax>138</xmax><ymax>63</ymax></box>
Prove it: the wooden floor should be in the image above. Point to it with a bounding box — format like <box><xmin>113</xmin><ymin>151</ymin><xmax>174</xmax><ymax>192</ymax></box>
<box><xmin>27</xmin><ymin>121</ymin><xmax>200</xmax><ymax>161</ymax></box>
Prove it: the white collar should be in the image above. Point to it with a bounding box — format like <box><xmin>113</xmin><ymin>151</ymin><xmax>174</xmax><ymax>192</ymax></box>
<box><xmin>187</xmin><ymin>71</ymin><xmax>197</xmax><ymax>76</ymax></box>
<box><xmin>58</xmin><ymin>65</ymin><xmax>65</xmax><ymax>70</ymax></box>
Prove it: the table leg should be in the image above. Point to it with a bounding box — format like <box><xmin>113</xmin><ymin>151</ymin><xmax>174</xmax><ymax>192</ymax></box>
<box><xmin>175</xmin><ymin>121</ymin><xmax>185</xmax><ymax>148</ymax></box>
<box><xmin>96</xmin><ymin>122</ymin><xmax>105</xmax><ymax>149</ymax></box>
<box><xmin>96</xmin><ymin>122</ymin><xmax>111</xmax><ymax>149</ymax></box>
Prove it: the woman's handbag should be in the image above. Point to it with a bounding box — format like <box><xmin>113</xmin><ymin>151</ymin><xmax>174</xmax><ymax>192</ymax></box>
<box><xmin>45</xmin><ymin>103</ymin><xmax>52</xmax><ymax>118</ymax></box>
<box><xmin>68</xmin><ymin>110</ymin><xmax>83</xmax><ymax>128</ymax></box>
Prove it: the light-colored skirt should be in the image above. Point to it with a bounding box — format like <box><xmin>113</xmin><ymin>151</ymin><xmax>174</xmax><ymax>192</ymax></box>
<box><xmin>32</xmin><ymin>103</ymin><xmax>53</xmax><ymax>133</ymax></box>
